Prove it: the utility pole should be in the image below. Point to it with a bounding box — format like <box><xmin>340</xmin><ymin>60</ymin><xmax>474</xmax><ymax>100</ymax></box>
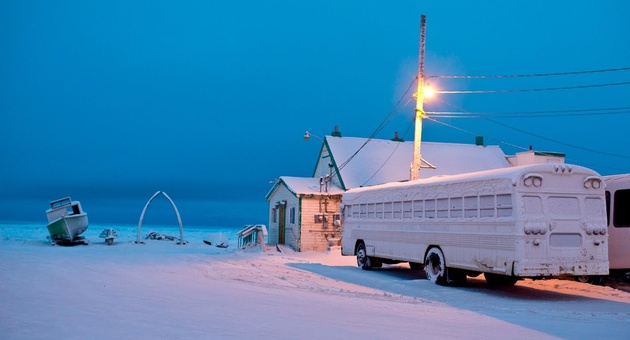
<box><xmin>411</xmin><ymin>14</ymin><xmax>426</xmax><ymax>181</ymax></box>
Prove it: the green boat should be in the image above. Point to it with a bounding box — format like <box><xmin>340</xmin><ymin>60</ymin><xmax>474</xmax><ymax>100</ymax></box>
<box><xmin>45</xmin><ymin>197</ymin><xmax>89</xmax><ymax>245</ymax></box>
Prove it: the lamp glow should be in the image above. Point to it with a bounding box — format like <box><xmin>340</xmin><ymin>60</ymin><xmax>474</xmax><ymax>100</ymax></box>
<box><xmin>423</xmin><ymin>84</ymin><xmax>435</xmax><ymax>98</ymax></box>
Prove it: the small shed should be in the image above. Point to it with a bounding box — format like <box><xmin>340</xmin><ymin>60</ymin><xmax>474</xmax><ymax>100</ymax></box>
<box><xmin>265</xmin><ymin>176</ymin><xmax>344</xmax><ymax>252</ymax></box>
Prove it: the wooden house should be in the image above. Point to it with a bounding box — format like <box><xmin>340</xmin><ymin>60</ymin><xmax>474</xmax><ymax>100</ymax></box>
<box><xmin>265</xmin><ymin>176</ymin><xmax>344</xmax><ymax>252</ymax></box>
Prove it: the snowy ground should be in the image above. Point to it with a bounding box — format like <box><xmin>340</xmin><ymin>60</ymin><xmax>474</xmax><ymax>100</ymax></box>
<box><xmin>1</xmin><ymin>224</ymin><xmax>629</xmax><ymax>339</ymax></box>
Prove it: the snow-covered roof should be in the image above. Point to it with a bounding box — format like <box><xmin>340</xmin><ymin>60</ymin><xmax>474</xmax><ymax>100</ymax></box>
<box><xmin>265</xmin><ymin>176</ymin><xmax>344</xmax><ymax>201</ymax></box>
<box><xmin>320</xmin><ymin>136</ymin><xmax>512</xmax><ymax>189</ymax></box>
<box><xmin>345</xmin><ymin>162</ymin><xmax>592</xmax><ymax>194</ymax></box>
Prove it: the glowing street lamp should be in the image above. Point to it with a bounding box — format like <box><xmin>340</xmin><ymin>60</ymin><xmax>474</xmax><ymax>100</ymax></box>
<box><xmin>423</xmin><ymin>83</ymin><xmax>435</xmax><ymax>98</ymax></box>
<box><xmin>304</xmin><ymin>131</ymin><xmax>324</xmax><ymax>143</ymax></box>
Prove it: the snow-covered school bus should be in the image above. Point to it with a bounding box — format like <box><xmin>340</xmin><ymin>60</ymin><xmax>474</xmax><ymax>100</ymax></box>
<box><xmin>340</xmin><ymin>163</ymin><xmax>609</xmax><ymax>286</ymax></box>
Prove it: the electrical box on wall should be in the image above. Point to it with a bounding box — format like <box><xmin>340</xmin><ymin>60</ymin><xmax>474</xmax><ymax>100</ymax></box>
<box><xmin>314</xmin><ymin>214</ymin><xmax>323</xmax><ymax>223</ymax></box>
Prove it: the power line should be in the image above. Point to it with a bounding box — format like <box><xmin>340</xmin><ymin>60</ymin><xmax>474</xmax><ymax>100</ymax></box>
<box><xmin>426</xmin><ymin>106</ymin><xmax>630</xmax><ymax>118</ymax></box>
<box><xmin>484</xmin><ymin>118</ymin><xmax>630</xmax><ymax>159</ymax></box>
<box><xmin>424</xmin><ymin>116</ymin><xmax>528</xmax><ymax>151</ymax></box>
<box><xmin>428</xmin><ymin>66</ymin><xmax>630</xmax><ymax>79</ymax></box>
<box><xmin>361</xmin><ymin>120</ymin><xmax>414</xmax><ymax>187</ymax></box>
<box><xmin>424</xmin><ymin>116</ymin><xmax>630</xmax><ymax>174</ymax></box>
<box><xmin>436</xmin><ymin>81</ymin><xmax>630</xmax><ymax>94</ymax></box>
<box><xmin>429</xmin><ymin>106</ymin><xmax>630</xmax><ymax>115</ymax></box>
<box><xmin>335</xmin><ymin>78</ymin><xmax>416</xmax><ymax>174</ymax></box>
<box><xmin>433</xmin><ymin>98</ymin><xmax>630</xmax><ymax>160</ymax></box>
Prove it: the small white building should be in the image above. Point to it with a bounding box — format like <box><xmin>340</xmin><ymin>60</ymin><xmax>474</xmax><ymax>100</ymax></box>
<box><xmin>265</xmin><ymin>176</ymin><xmax>344</xmax><ymax>252</ymax></box>
<box><xmin>266</xmin><ymin>128</ymin><xmax>565</xmax><ymax>252</ymax></box>
<box><xmin>507</xmin><ymin>150</ymin><xmax>565</xmax><ymax>166</ymax></box>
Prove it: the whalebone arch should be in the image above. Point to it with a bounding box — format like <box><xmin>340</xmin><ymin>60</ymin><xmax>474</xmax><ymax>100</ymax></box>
<box><xmin>136</xmin><ymin>191</ymin><xmax>187</xmax><ymax>244</ymax></box>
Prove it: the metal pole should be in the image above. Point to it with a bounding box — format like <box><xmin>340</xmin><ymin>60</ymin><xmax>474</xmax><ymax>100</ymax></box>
<box><xmin>411</xmin><ymin>14</ymin><xmax>426</xmax><ymax>181</ymax></box>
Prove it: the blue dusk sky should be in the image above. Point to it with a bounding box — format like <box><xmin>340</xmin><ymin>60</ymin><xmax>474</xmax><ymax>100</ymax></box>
<box><xmin>1</xmin><ymin>1</ymin><xmax>629</xmax><ymax>227</ymax></box>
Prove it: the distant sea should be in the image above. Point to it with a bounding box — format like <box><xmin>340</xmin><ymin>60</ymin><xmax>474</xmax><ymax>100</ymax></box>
<box><xmin>0</xmin><ymin>222</ymin><xmax>243</xmax><ymax>244</ymax></box>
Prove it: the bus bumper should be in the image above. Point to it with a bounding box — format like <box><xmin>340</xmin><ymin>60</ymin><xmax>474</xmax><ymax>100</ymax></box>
<box><xmin>513</xmin><ymin>260</ymin><xmax>609</xmax><ymax>277</ymax></box>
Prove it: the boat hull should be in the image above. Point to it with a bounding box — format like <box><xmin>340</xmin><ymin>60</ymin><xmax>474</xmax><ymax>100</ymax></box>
<box><xmin>47</xmin><ymin>214</ymin><xmax>89</xmax><ymax>241</ymax></box>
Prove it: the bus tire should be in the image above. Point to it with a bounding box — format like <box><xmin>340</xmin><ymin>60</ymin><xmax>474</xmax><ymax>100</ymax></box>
<box><xmin>425</xmin><ymin>247</ymin><xmax>448</xmax><ymax>285</ymax></box>
<box><xmin>484</xmin><ymin>273</ymin><xmax>518</xmax><ymax>286</ymax></box>
<box><xmin>576</xmin><ymin>275</ymin><xmax>608</xmax><ymax>285</ymax></box>
<box><xmin>356</xmin><ymin>242</ymin><xmax>372</xmax><ymax>270</ymax></box>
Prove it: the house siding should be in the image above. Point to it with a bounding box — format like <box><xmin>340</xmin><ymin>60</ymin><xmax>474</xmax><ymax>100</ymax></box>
<box><xmin>299</xmin><ymin>195</ymin><xmax>342</xmax><ymax>252</ymax></box>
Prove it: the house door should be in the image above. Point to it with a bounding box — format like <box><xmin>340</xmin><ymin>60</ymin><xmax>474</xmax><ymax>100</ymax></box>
<box><xmin>278</xmin><ymin>205</ymin><xmax>286</xmax><ymax>244</ymax></box>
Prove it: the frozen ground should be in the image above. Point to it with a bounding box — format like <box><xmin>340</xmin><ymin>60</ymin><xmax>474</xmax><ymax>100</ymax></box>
<box><xmin>1</xmin><ymin>224</ymin><xmax>629</xmax><ymax>339</ymax></box>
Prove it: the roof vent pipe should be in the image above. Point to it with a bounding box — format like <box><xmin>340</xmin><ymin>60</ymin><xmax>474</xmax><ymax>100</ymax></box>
<box><xmin>331</xmin><ymin>125</ymin><xmax>342</xmax><ymax>137</ymax></box>
<box><xmin>475</xmin><ymin>136</ymin><xmax>485</xmax><ymax>146</ymax></box>
<box><xmin>391</xmin><ymin>132</ymin><xmax>404</xmax><ymax>142</ymax></box>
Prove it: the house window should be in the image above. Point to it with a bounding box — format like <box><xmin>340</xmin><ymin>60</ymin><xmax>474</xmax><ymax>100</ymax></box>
<box><xmin>271</xmin><ymin>208</ymin><xmax>277</xmax><ymax>223</ymax></box>
<box><xmin>290</xmin><ymin>207</ymin><xmax>296</xmax><ymax>224</ymax></box>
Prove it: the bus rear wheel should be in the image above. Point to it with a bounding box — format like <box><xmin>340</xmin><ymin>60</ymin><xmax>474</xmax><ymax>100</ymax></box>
<box><xmin>425</xmin><ymin>247</ymin><xmax>448</xmax><ymax>285</ymax></box>
<box><xmin>356</xmin><ymin>242</ymin><xmax>372</xmax><ymax>270</ymax></box>
<box><xmin>576</xmin><ymin>275</ymin><xmax>608</xmax><ymax>285</ymax></box>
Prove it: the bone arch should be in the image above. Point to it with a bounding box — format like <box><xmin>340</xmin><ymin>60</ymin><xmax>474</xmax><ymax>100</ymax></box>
<box><xmin>136</xmin><ymin>191</ymin><xmax>186</xmax><ymax>244</ymax></box>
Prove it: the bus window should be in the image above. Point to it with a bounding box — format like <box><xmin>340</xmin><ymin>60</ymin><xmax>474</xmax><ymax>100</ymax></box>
<box><xmin>367</xmin><ymin>203</ymin><xmax>375</xmax><ymax>218</ymax></box>
<box><xmin>548</xmin><ymin>196</ymin><xmax>580</xmax><ymax>220</ymax></box>
<box><xmin>413</xmin><ymin>200</ymin><xmax>423</xmax><ymax>218</ymax></box>
<box><xmin>584</xmin><ymin>197</ymin><xmax>605</xmax><ymax>222</ymax></box>
<box><xmin>376</xmin><ymin>202</ymin><xmax>384</xmax><ymax>219</ymax></box>
<box><xmin>464</xmin><ymin>196</ymin><xmax>478</xmax><ymax>218</ymax></box>
<box><xmin>480</xmin><ymin>195</ymin><xmax>494</xmax><ymax>217</ymax></box>
<box><xmin>384</xmin><ymin>202</ymin><xmax>393</xmax><ymax>219</ymax></box>
<box><xmin>613</xmin><ymin>189</ymin><xmax>630</xmax><ymax>228</ymax></box>
<box><xmin>403</xmin><ymin>201</ymin><xmax>413</xmax><ymax>219</ymax></box>
<box><xmin>523</xmin><ymin>196</ymin><xmax>544</xmax><ymax>218</ymax></box>
<box><xmin>450</xmin><ymin>197</ymin><xmax>463</xmax><ymax>218</ymax></box>
<box><xmin>497</xmin><ymin>194</ymin><xmax>513</xmax><ymax>217</ymax></box>
<box><xmin>437</xmin><ymin>198</ymin><xmax>449</xmax><ymax>218</ymax></box>
<box><xmin>393</xmin><ymin>201</ymin><xmax>402</xmax><ymax>219</ymax></box>
<box><xmin>425</xmin><ymin>199</ymin><xmax>436</xmax><ymax>218</ymax></box>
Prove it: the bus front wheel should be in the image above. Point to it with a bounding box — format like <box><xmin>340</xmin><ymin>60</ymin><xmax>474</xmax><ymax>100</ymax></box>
<box><xmin>356</xmin><ymin>242</ymin><xmax>372</xmax><ymax>270</ymax></box>
<box><xmin>425</xmin><ymin>247</ymin><xmax>448</xmax><ymax>285</ymax></box>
